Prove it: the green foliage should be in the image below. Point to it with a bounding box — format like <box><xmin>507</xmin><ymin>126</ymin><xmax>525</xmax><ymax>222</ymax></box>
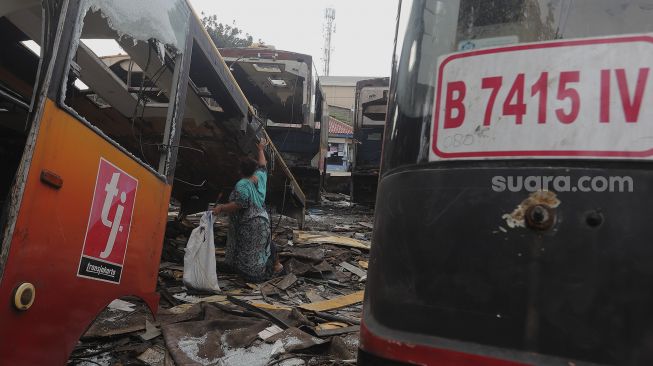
<box><xmin>201</xmin><ymin>13</ymin><xmax>258</xmax><ymax>48</ymax></box>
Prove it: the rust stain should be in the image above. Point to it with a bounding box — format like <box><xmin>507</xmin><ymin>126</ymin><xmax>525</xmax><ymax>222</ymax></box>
<box><xmin>502</xmin><ymin>190</ymin><xmax>560</xmax><ymax>229</ymax></box>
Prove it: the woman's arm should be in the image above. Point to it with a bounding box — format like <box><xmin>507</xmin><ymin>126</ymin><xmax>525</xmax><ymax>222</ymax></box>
<box><xmin>212</xmin><ymin>201</ymin><xmax>241</xmax><ymax>215</ymax></box>
<box><xmin>257</xmin><ymin>138</ymin><xmax>268</xmax><ymax>167</ymax></box>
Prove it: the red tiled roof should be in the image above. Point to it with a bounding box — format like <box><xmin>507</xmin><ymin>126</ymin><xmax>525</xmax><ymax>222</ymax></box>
<box><xmin>329</xmin><ymin>117</ymin><xmax>353</xmax><ymax>136</ymax></box>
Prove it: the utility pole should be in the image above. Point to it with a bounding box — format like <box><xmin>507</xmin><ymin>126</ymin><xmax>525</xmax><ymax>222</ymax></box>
<box><xmin>322</xmin><ymin>7</ymin><xmax>336</xmax><ymax>76</ymax></box>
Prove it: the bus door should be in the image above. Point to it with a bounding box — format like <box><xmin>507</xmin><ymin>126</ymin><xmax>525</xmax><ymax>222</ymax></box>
<box><xmin>0</xmin><ymin>0</ymin><xmax>192</xmax><ymax>364</ymax></box>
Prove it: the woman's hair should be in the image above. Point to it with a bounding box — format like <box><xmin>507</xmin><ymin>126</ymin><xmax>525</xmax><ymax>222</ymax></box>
<box><xmin>239</xmin><ymin>157</ymin><xmax>258</xmax><ymax>177</ymax></box>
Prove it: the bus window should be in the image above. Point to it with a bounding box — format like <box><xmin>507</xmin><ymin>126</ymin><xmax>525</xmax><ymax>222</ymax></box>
<box><xmin>0</xmin><ymin>2</ymin><xmax>42</xmax><ymax>246</ymax></box>
<box><xmin>60</xmin><ymin>1</ymin><xmax>190</xmax><ymax>174</ymax></box>
<box><xmin>170</xmin><ymin>41</ymin><xmax>232</xmax><ymax>214</ymax></box>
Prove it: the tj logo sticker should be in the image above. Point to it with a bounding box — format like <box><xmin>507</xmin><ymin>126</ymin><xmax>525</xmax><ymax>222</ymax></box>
<box><xmin>77</xmin><ymin>158</ymin><xmax>138</xmax><ymax>284</ymax></box>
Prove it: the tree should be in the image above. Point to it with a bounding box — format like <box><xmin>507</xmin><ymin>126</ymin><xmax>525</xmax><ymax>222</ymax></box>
<box><xmin>201</xmin><ymin>14</ymin><xmax>259</xmax><ymax>48</ymax></box>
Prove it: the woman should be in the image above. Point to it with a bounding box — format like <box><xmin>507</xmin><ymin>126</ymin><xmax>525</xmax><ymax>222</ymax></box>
<box><xmin>213</xmin><ymin>138</ymin><xmax>282</xmax><ymax>282</ymax></box>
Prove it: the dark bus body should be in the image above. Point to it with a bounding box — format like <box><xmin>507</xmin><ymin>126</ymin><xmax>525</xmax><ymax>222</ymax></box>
<box><xmin>264</xmin><ymin>125</ymin><xmax>322</xmax><ymax>203</ymax></box>
<box><xmin>360</xmin><ymin>1</ymin><xmax>653</xmax><ymax>365</ymax></box>
<box><xmin>351</xmin><ymin>77</ymin><xmax>389</xmax><ymax>205</ymax></box>
<box><xmin>219</xmin><ymin>47</ymin><xmax>328</xmax><ymax>203</ymax></box>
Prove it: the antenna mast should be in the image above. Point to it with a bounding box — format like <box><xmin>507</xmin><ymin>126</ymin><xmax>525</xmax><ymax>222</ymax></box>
<box><xmin>322</xmin><ymin>7</ymin><xmax>336</xmax><ymax>76</ymax></box>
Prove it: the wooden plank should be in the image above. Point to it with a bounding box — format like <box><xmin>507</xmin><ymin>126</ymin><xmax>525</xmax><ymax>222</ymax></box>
<box><xmin>339</xmin><ymin>261</ymin><xmax>367</xmax><ymax>278</ymax></box>
<box><xmin>227</xmin><ymin>296</ymin><xmax>292</xmax><ymax>328</ymax></box>
<box><xmin>305</xmin><ymin>289</ymin><xmax>326</xmax><ymax>303</ymax></box>
<box><xmin>249</xmin><ymin>302</ymin><xmax>292</xmax><ymax>311</ymax></box>
<box><xmin>174</xmin><ymin>294</ymin><xmax>227</xmax><ymax>304</ymax></box>
<box><xmin>222</xmin><ymin>289</ymin><xmax>246</xmax><ymax>296</ymax></box>
<box><xmin>165</xmin><ymin>303</ymin><xmax>195</xmax><ymax>314</ymax></box>
<box><xmin>293</xmin><ymin>231</ymin><xmax>370</xmax><ymax>250</ymax></box>
<box><xmin>137</xmin><ymin>346</ymin><xmax>167</xmax><ymax>365</ymax></box>
<box><xmin>315</xmin><ymin>322</ymin><xmax>348</xmax><ymax>330</ymax></box>
<box><xmin>258</xmin><ymin>325</ymin><xmax>284</xmax><ymax>340</ymax></box>
<box><xmin>299</xmin><ymin>291</ymin><xmax>365</xmax><ymax>312</ymax></box>
<box><xmin>314</xmin><ymin>325</ymin><xmax>360</xmax><ymax>337</ymax></box>
<box><xmin>313</xmin><ymin>311</ymin><xmax>360</xmax><ymax>325</ymax></box>
<box><xmin>165</xmin><ymin>295</ymin><xmax>229</xmax><ymax>313</ymax></box>
<box><xmin>276</xmin><ymin>273</ymin><xmax>298</xmax><ymax>290</ymax></box>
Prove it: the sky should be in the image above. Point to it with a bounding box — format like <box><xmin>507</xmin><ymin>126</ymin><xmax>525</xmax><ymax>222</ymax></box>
<box><xmin>188</xmin><ymin>0</ymin><xmax>399</xmax><ymax>78</ymax></box>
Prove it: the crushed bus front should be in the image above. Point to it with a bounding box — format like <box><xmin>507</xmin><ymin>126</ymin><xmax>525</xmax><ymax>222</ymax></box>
<box><xmin>361</xmin><ymin>1</ymin><xmax>653</xmax><ymax>365</ymax></box>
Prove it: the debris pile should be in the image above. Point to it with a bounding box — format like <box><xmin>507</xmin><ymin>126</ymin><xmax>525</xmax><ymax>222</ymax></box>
<box><xmin>69</xmin><ymin>200</ymin><xmax>374</xmax><ymax>366</ymax></box>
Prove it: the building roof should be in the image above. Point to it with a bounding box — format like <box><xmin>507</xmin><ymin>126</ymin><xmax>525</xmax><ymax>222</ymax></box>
<box><xmin>319</xmin><ymin>76</ymin><xmax>382</xmax><ymax>87</ymax></box>
<box><xmin>329</xmin><ymin>117</ymin><xmax>353</xmax><ymax>137</ymax></box>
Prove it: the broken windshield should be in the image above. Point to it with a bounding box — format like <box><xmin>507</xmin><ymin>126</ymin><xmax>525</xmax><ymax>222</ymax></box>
<box><xmin>413</xmin><ymin>0</ymin><xmax>653</xmax><ymax>90</ymax></box>
<box><xmin>383</xmin><ymin>0</ymin><xmax>653</xmax><ymax>170</ymax></box>
<box><xmin>78</xmin><ymin>0</ymin><xmax>190</xmax><ymax>51</ymax></box>
<box><xmin>60</xmin><ymin>0</ymin><xmax>191</xmax><ymax>173</ymax></box>
<box><xmin>457</xmin><ymin>0</ymin><xmax>653</xmax><ymax>49</ymax></box>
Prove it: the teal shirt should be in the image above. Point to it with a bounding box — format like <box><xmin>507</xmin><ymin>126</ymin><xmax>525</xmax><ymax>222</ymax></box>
<box><xmin>235</xmin><ymin>168</ymin><xmax>267</xmax><ymax>209</ymax></box>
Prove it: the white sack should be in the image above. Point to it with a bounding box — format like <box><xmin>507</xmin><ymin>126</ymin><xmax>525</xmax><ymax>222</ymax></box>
<box><xmin>183</xmin><ymin>211</ymin><xmax>220</xmax><ymax>292</ymax></box>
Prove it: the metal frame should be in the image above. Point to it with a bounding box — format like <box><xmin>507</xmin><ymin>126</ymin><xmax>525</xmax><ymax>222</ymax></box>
<box><xmin>159</xmin><ymin>29</ymin><xmax>193</xmax><ymax>182</ymax></box>
<box><xmin>51</xmin><ymin>0</ymin><xmax>193</xmax><ymax>181</ymax></box>
<box><xmin>0</xmin><ymin>0</ymin><xmax>70</xmax><ymax>283</ymax></box>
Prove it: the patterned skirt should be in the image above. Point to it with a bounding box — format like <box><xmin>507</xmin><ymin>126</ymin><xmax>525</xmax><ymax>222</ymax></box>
<box><xmin>225</xmin><ymin>216</ymin><xmax>272</xmax><ymax>283</ymax></box>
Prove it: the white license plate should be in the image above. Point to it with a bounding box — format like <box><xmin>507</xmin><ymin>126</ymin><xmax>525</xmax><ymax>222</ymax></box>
<box><xmin>431</xmin><ymin>34</ymin><xmax>653</xmax><ymax>160</ymax></box>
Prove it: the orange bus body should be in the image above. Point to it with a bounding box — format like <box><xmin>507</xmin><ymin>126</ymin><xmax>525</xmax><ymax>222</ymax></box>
<box><xmin>0</xmin><ymin>2</ymin><xmax>308</xmax><ymax>364</ymax></box>
<box><xmin>0</xmin><ymin>99</ymin><xmax>170</xmax><ymax>364</ymax></box>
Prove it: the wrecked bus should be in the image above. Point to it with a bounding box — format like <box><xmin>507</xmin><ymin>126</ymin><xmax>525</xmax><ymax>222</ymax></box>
<box><xmin>219</xmin><ymin>47</ymin><xmax>329</xmax><ymax>203</ymax></box>
<box><xmin>0</xmin><ymin>0</ymin><xmax>304</xmax><ymax>364</ymax></box>
<box><xmin>360</xmin><ymin>0</ymin><xmax>653</xmax><ymax>365</ymax></box>
<box><xmin>351</xmin><ymin>77</ymin><xmax>389</xmax><ymax>205</ymax></box>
